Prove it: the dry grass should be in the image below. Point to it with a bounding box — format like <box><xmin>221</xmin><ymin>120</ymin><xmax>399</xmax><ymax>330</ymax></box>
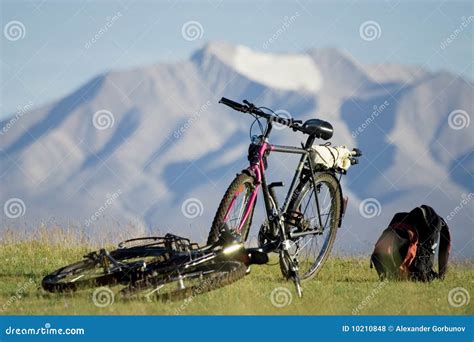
<box><xmin>0</xmin><ymin>227</ymin><xmax>472</xmax><ymax>315</ymax></box>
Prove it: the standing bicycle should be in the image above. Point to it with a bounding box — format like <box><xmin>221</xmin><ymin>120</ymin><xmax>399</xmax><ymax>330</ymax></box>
<box><xmin>207</xmin><ymin>97</ymin><xmax>362</xmax><ymax>296</ymax></box>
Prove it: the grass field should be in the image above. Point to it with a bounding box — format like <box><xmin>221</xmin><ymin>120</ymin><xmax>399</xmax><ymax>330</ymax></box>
<box><xmin>0</xmin><ymin>230</ymin><xmax>472</xmax><ymax>315</ymax></box>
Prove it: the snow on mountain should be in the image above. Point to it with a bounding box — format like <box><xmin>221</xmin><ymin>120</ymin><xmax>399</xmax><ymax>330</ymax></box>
<box><xmin>1</xmin><ymin>42</ymin><xmax>472</xmax><ymax>258</ymax></box>
<box><xmin>195</xmin><ymin>41</ymin><xmax>323</xmax><ymax>92</ymax></box>
<box><xmin>232</xmin><ymin>45</ymin><xmax>323</xmax><ymax>92</ymax></box>
<box><xmin>362</xmin><ymin>64</ymin><xmax>428</xmax><ymax>84</ymax></box>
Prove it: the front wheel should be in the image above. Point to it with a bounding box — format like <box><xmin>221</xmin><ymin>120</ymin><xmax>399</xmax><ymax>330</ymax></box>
<box><xmin>281</xmin><ymin>171</ymin><xmax>342</xmax><ymax>280</ymax></box>
<box><xmin>207</xmin><ymin>173</ymin><xmax>256</xmax><ymax>245</ymax></box>
<box><xmin>120</xmin><ymin>261</ymin><xmax>247</xmax><ymax>302</ymax></box>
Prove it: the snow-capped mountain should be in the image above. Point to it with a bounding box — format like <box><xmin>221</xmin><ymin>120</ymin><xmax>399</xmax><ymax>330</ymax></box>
<box><xmin>1</xmin><ymin>42</ymin><xmax>472</xmax><ymax>257</ymax></box>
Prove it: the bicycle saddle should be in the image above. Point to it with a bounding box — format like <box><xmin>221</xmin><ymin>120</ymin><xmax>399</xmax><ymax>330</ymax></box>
<box><xmin>300</xmin><ymin>119</ymin><xmax>333</xmax><ymax>140</ymax></box>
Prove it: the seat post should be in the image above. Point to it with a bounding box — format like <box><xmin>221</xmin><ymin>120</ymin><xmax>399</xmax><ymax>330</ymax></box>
<box><xmin>304</xmin><ymin>135</ymin><xmax>316</xmax><ymax>149</ymax></box>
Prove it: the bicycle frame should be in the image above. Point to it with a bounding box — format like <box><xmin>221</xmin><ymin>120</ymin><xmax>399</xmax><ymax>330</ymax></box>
<box><xmin>235</xmin><ymin>119</ymin><xmax>332</xmax><ymax>246</ymax></box>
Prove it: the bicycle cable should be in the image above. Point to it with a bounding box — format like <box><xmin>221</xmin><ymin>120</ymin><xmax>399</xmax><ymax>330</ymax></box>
<box><xmin>249</xmin><ymin>113</ymin><xmax>264</xmax><ymax>140</ymax></box>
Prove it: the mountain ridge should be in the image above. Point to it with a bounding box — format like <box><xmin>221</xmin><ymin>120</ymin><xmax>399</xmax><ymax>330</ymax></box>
<box><xmin>1</xmin><ymin>42</ymin><xmax>472</xmax><ymax>257</ymax></box>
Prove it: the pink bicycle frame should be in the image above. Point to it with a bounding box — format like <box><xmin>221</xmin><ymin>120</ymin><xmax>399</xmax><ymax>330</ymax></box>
<box><xmin>223</xmin><ymin>129</ymin><xmax>341</xmax><ymax>236</ymax></box>
<box><xmin>234</xmin><ymin>141</ymin><xmax>270</xmax><ymax>234</ymax></box>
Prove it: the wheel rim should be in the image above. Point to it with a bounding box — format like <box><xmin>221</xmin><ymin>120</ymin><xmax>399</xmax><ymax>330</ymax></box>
<box><xmin>54</xmin><ymin>263</ymin><xmax>108</xmax><ymax>284</ymax></box>
<box><xmin>289</xmin><ymin>179</ymin><xmax>337</xmax><ymax>279</ymax></box>
<box><xmin>48</xmin><ymin>255</ymin><xmax>158</xmax><ymax>286</ymax></box>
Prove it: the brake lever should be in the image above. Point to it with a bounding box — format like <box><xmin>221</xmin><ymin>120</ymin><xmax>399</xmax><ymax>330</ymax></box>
<box><xmin>242</xmin><ymin>100</ymin><xmax>254</xmax><ymax>113</ymax></box>
<box><xmin>291</xmin><ymin>120</ymin><xmax>303</xmax><ymax>132</ymax></box>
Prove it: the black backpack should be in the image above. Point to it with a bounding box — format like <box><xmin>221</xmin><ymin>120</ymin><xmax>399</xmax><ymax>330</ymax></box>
<box><xmin>371</xmin><ymin>205</ymin><xmax>451</xmax><ymax>281</ymax></box>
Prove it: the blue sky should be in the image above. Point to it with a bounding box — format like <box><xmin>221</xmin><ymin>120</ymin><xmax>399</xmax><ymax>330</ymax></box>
<box><xmin>1</xmin><ymin>0</ymin><xmax>472</xmax><ymax>118</ymax></box>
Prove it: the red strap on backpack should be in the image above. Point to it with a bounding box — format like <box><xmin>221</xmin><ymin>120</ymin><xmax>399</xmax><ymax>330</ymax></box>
<box><xmin>390</xmin><ymin>223</ymin><xmax>418</xmax><ymax>278</ymax></box>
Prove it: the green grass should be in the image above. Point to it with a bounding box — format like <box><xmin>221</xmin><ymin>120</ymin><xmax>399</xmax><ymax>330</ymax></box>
<box><xmin>0</xmin><ymin>231</ymin><xmax>472</xmax><ymax>315</ymax></box>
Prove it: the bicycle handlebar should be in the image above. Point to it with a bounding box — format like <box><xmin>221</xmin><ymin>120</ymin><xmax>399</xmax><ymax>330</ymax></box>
<box><xmin>219</xmin><ymin>97</ymin><xmax>303</xmax><ymax>131</ymax></box>
<box><xmin>219</xmin><ymin>97</ymin><xmax>248</xmax><ymax>113</ymax></box>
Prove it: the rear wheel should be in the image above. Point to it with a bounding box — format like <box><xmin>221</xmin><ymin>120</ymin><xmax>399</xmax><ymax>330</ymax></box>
<box><xmin>281</xmin><ymin>172</ymin><xmax>341</xmax><ymax>280</ymax></box>
<box><xmin>42</xmin><ymin>248</ymin><xmax>167</xmax><ymax>292</ymax></box>
<box><xmin>207</xmin><ymin>173</ymin><xmax>256</xmax><ymax>245</ymax></box>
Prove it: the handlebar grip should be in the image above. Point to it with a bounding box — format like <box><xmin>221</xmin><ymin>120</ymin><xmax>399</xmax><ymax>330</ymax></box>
<box><xmin>351</xmin><ymin>148</ymin><xmax>362</xmax><ymax>157</ymax></box>
<box><xmin>271</xmin><ymin>116</ymin><xmax>293</xmax><ymax>128</ymax></box>
<box><xmin>219</xmin><ymin>97</ymin><xmax>247</xmax><ymax>112</ymax></box>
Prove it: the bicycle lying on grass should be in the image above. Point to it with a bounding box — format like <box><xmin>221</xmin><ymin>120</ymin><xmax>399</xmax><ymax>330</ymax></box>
<box><xmin>42</xmin><ymin>97</ymin><xmax>361</xmax><ymax>300</ymax></box>
<box><xmin>43</xmin><ymin>231</ymin><xmax>252</xmax><ymax>301</ymax></box>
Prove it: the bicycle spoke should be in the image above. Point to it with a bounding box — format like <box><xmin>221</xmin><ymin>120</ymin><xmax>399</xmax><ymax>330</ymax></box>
<box><xmin>289</xmin><ymin>178</ymin><xmax>337</xmax><ymax>278</ymax></box>
<box><xmin>226</xmin><ymin>188</ymin><xmax>250</xmax><ymax>233</ymax></box>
